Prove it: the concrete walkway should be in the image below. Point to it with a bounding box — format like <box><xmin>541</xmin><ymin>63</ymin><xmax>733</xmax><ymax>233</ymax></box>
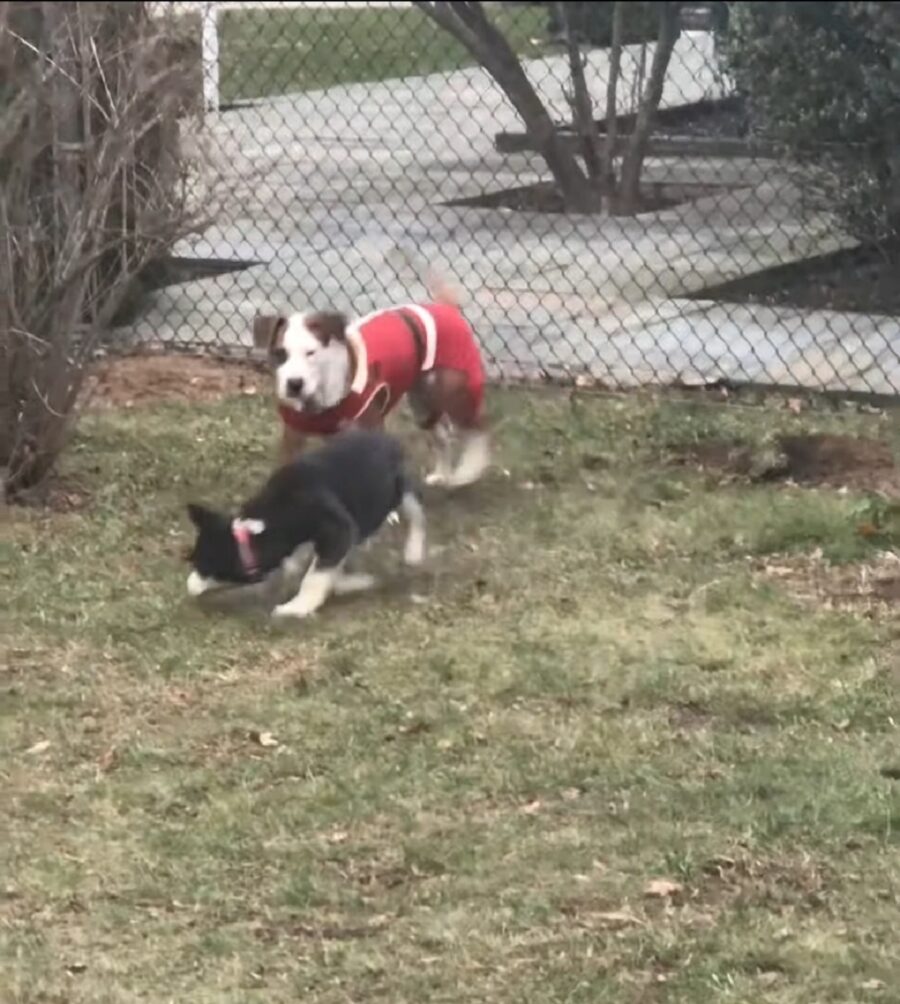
<box><xmin>121</xmin><ymin>29</ymin><xmax>900</xmax><ymax>396</ymax></box>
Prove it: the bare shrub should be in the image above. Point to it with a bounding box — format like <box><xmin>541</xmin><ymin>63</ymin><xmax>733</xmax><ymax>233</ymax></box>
<box><xmin>0</xmin><ymin>1</ymin><xmax>208</xmax><ymax>500</ymax></box>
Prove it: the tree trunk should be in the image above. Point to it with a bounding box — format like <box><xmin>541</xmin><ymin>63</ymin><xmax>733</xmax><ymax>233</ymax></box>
<box><xmin>41</xmin><ymin>1</ymin><xmax>88</xmax><ymax>478</ymax></box>
<box><xmin>601</xmin><ymin>0</ymin><xmax>625</xmax><ymax>196</ymax></box>
<box><xmin>414</xmin><ymin>1</ymin><xmax>600</xmax><ymax>211</ymax></box>
<box><xmin>617</xmin><ymin>1</ymin><xmax>680</xmax><ymax>213</ymax></box>
<box><xmin>489</xmin><ymin>45</ymin><xmax>602</xmax><ymax>212</ymax></box>
<box><xmin>558</xmin><ymin>2</ymin><xmax>603</xmax><ymax>192</ymax></box>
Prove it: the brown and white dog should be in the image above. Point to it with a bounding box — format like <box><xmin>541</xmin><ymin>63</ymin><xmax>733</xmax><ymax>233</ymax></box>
<box><xmin>252</xmin><ymin>278</ymin><xmax>490</xmax><ymax>488</ymax></box>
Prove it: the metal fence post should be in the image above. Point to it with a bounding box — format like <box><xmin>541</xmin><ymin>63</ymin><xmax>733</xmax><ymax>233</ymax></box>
<box><xmin>201</xmin><ymin>2</ymin><xmax>220</xmax><ymax>113</ymax></box>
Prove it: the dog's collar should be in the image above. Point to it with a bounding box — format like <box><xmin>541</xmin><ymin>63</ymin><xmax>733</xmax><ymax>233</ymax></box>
<box><xmin>231</xmin><ymin>519</ymin><xmax>260</xmax><ymax>578</ymax></box>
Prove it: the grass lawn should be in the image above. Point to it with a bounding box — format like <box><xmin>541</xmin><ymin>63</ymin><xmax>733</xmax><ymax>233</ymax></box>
<box><xmin>3</xmin><ymin>373</ymin><xmax>900</xmax><ymax>1002</ymax></box>
<box><xmin>215</xmin><ymin>4</ymin><xmax>549</xmax><ymax>103</ymax></box>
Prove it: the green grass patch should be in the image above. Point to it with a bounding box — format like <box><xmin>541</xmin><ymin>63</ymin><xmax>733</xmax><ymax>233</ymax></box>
<box><xmin>2</xmin><ymin>386</ymin><xmax>900</xmax><ymax>1002</ymax></box>
<box><xmin>216</xmin><ymin>4</ymin><xmax>549</xmax><ymax>102</ymax></box>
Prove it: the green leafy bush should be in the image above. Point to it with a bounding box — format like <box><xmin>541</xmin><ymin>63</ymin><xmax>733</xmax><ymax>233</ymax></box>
<box><xmin>720</xmin><ymin>1</ymin><xmax>900</xmax><ymax>245</ymax></box>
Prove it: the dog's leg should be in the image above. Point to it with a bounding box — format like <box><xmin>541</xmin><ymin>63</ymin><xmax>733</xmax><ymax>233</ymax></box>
<box><xmin>281</xmin><ymin>542</ymin><xmax>313</xmax><ymax>581</ymax></box>
<box><xmin>446</xmin><ymin>427</ymin><xmax>491</xmax><ymax>488</ymax></box>
<box><xmin>273</xmin><ymin>557</ymin><xmax>343</xmax><ymax>618</ymax></box>
<box><xmin>425</xmin><ymin>418</ymin><xmax>456</xmax><ymax>486</ymax></box>
<box><xmin>332</xmin><ymin>551</ymin><xmax>378</xmax><ymax>595</ymax></box>
<box><xmin>280</xmin><ymin>425</ymin><xmax>307</xmax><ymax>466</ymax></box>
<box><xmin>332</xmin><ymin>573</ymin><xmax>377</xmax><ymax>594</ymax></box>
<box><xmin>409</xmin><ymin>378</ymin><xmax>452</xmax><ymax>487</ymax></box>
<box><xmin>399</xmin><ymin>491</ymin><xmax>427</xmax><ymax>565</ymax></box>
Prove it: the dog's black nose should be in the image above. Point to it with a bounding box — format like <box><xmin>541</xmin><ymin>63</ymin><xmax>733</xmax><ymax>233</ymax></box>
<box><xmin>286</xmin><ymin>377</ymin><xmax>305</xmax><ymax>398</ymax></box>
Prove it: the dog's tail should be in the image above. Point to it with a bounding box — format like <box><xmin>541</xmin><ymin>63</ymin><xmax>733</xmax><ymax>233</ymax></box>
<box><xmin>424</xmin><ymin>265</ymin><xmax>465</xmax><ymax>309</ymax></box>
<box><xmin>387</xmin><ymin>243</ymin><xmax>465</xmax><ymax>308</ymax></box>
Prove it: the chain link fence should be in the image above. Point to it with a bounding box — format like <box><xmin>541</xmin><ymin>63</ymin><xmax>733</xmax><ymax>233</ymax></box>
<box><xmin>127</xmin><ymin>1</ymin><xmax>900</xmax><ymax>398</ymax></box>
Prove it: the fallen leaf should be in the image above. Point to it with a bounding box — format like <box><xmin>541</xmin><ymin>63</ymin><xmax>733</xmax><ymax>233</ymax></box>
<box><xmin>327</xmin><ymin>830</ymin><xmax>349</xmax><ymax>844</ymax></box>
<box><xmin>65</xmin><ymin>962</ymin><xmax>88</xmax><ymax>975</ymax></box>
<box><xmin>644</xmin><ymin>878</ymin><xmax>684</xmax><ymax>898</ymax></box>
<box><xmin>251</xmin><ymin>731</ymin><xmax>279</xmax><ymax>748</ymax></box>
<box><xmin>787</xmin><ymin>397</ymin><xmax>804</xmax><ymax>415</ymax></box>
<box><xmin>97</xmin><ymin>746</ymin><xmax>118</xmax><ymax>773</ymax></box>
<box><xmin>26</xmin><ymin>740</ymin><xmax>51</xmax><ymax>755</ymax></box>
<box><xmin>860</xmin><ymin>979</ymin><xmax>885</xmax><ymax>991</ymax></box>
<box><xmin>521</xmin><ymin>799</ymin><xmax>542</xmax><ymax>815</ymax></box>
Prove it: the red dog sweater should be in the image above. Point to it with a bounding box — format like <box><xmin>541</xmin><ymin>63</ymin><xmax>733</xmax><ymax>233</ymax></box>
<box><xmin>278</xmin><ymin>302</ymin><xmax>485</xmax><ymax>436</ymax></box>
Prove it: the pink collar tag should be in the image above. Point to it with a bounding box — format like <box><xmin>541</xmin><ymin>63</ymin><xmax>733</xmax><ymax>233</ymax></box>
<box><xmin>232</xmin><ymin>519</ymin><xmax>260</xmax><ymax>577</ymax></box>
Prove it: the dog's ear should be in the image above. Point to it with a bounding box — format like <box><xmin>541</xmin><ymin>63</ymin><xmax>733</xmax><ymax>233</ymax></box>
<box><xmin>306</xmin><ymin>311</ymin><xmax>347</xmax><ymax>346</ymax></box>
<box><xmin>187</xmin><ymin>503</ymin><xmax>224</xmax><ymax>531</ymax></box>
<box><xmin>252</xmin><ymin>314</ymin><xmax>288</xmax><ymax>351</ymax></box>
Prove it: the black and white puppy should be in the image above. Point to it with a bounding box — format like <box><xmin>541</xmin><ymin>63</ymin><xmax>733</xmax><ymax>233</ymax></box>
<box><xmin>185</xmin><ymin>429</ymin><xmax>426</xmax><ymax>619</ymax></box>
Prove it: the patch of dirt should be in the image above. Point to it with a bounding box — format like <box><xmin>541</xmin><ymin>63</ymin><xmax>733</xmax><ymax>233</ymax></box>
<box><xmin>666</xmin><ymin>438</ymin><xmax>756</xmax><ymax>477</ymax></box>
<box><xmin>688</xmin><ymin>241</ymin><xmax>900</xmax><ymax>316</ymax></box>
<box><xmin>763</xmin><ymin>434</ymin><xmax>900</xmax><ymax>495</ymax></box>
<box><xmin>771</xmin><ymin>433</ymin><xmax>895</xmax><ymax>483</ymax></box>
<box><xmin>10</xmin><ymin>474</ymin><xmax>93</xmax><ymax>513</ymax></box>
<box><xmin>84</xmin><ymin>354</ymin><xmax>266</xmax><ymax>410</ymax></box>
<box><xmin>670</xmin><ymin>433</ymin><xmax>900</xmax><ymax>496</ymax></box>
<box><xmin>754</xmin><ymin>548</ymin><xmax>900</xmax><ymax>615</ymax></box>
<box><xmin>698</xmin><ymin>850</ymin><xmax>829</xmax><ymax>913</ymax></box>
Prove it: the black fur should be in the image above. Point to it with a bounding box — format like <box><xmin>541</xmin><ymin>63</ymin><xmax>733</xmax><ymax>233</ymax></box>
<box><xmin>187</xmin><ymin>429</ymin><xmax>416</xmax><ymax>586</ymax></box>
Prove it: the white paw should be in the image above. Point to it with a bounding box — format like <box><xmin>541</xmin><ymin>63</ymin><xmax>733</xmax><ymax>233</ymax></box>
<box><xmin>425</xmin><ymin>470</ymin><xmax>448</xmax><ymax>486</ymax></box>
<box><xmin>404</xmin><ymin>540</ymin><xmax>426</xmax><ymax>567</ymax></box>
<box><xmin>272</xmin><ymin>599</ymin><xmax>317</xmax><ymax>620</ymax></box>
<box><xmin>386</xmin><ymin>510</ymin><xmax>400</xmax><ymax>526</ymax></box>
<box><xmin>444</xmin><ymin>470</ymin><xmax>482</xmax><ymax>489</ymax></box>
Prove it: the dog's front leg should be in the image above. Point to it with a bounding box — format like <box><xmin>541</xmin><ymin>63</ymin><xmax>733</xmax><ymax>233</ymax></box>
<box><xmin>271</xmin><ymin>494</ymin><xmax>364</xmax><ymax>619</ymax></box>
<box><xmin>273</xmin><ymin>557</ymin><xmax>343</xmax><ymax>618</ymax></box>
<box><xmin>279</xmin><ymin>425</ymin><xmax>307</xmax><ymax>466</ymax></box>
<box><xmin>399</xmin><ymin>490</ymin><xmax>427</xmax><ymax>565</ymax></box>
<box><xmin>445</xmin><ymin>427</ymin><xmax>490</xmax><ymax>487</ymax></box>
<box><xmin>425</xmin><ymin>418</ymin><xmax>456</xmax><ymax>486</ymax></box>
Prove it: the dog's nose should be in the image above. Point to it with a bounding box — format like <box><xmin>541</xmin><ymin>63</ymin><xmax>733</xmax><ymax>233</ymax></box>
<box><xmin>286</xmin><ymin>377</ymin><xmax>305</xmax><ymax>398</ymax></box>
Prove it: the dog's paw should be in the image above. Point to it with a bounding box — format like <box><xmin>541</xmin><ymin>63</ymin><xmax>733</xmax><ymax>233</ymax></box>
<box><xmin>386</xmin><ymin>510</ymin><xmax>401</xmax><ymax>526</ymax></box>
<box><xmin>443</xmin><ymin>470</ymin><xmax>482</xmax><ymax>489</ymax></box>
<box><xmin>424</xmin><ymin>470</ymin><xmax>448</xmax><ymax>487</ymax></box>
<box><xmin>272</xmin><ymin>599</ymin><xmax>317</xmax><ymax>620</ymax></box>
<box><xmin>404</xmin><ymin>540</ymin><xmax>426</xmax><ymax>567</ymax></box>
